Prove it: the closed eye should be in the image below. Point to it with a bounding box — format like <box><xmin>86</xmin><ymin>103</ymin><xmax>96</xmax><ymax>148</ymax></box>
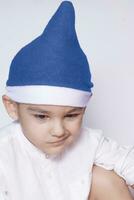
<box><xmin>65</xmin><ymin>114</ymin><xmax>80</xmax><ymax>118</ymax></box>
<box><xmin>33</xmin><ymin>113</ymin><xmax>80</xmax><ymax>120</ymax></box>
<box><xmin>34</xmin><ymin>114</ymin><xmax>49</xmax><ymax>119</ymax></box>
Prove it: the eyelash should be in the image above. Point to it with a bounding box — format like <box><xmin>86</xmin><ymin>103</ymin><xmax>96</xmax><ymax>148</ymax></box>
<box><xmin>33</xmin><ymin>114</ymin><xmax>80</xmax><ymax>120</ymax></box>
<box><xmin>34</xmin><ymin>114</ymin><xmax>48</xmax><ymax>119</ymax></box>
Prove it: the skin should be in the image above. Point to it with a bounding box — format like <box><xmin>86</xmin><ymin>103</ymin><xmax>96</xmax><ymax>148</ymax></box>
<box><xmin>89</xmin><ymin>166</ymin><xmax>133</xmax><ymax>200</ymax></box>
<box><xmin>2</xmin><ymin>95</ymin><xmax>134</xmax><ymax>195</ymax></box>
<box><xmin>2</xmin><ymin>95</ymin><xmax>86</xmax><ymax>157</ymax></box>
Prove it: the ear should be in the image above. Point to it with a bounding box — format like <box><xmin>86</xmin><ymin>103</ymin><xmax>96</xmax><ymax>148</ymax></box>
<box><xmin>2</xmin><ymin>95</ymin><xmax>19</xmax><ymax>120</ymax></box>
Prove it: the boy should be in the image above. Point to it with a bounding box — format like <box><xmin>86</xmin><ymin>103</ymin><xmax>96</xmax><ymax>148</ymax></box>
<box><xmin>0</xmin><ymin>1</ymin><xmax>134</xmax><ymax>199</ymax></box>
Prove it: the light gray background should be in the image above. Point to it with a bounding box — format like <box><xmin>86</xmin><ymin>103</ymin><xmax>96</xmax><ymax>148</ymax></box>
<box><xmin>0</xmin><ymin>0</ymin><xmax>134</xmax><ymax>147</ymax></box>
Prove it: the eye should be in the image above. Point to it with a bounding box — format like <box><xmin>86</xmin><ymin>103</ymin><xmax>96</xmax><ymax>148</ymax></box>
<box><xmin>34</xmin><ymin>114</ymin><xmax>49</xmax><ymax>120</ymax></box>
<box><xmin>65</xmin><ymin>114</ymin><xmax>80</xmax><ymax>118</ymax></box>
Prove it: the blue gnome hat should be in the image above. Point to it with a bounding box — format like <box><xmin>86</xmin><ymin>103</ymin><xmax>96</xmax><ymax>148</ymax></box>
<box><xmin>6</xmin><ymin>1</ymin><xmax>93</xmax><ymax>107</ymax></box>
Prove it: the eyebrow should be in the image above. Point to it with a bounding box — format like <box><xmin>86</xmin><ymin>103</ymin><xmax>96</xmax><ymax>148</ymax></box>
<box><xmin>27</xmin><ymin>107</ymin><xmax>83</xmax><ymax>114</ymax></box>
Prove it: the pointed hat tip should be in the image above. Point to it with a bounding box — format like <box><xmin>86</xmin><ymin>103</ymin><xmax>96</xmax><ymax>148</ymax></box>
<box><xmin>59</xmin><ymin>1</ymin><xmax>74</xmax><ymax>9</ymax></box>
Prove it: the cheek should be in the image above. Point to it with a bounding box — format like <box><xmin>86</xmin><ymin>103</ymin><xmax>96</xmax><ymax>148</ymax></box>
<box><xmin>18</xmin><ymin>115</ymin><xmax>40</xmax><ymax>138</ymax></box>
<box><xmin>66</xmin><ymin>118</ymin><xmax>83</xmax><ymax>135</ymax></box>
<box><xmin>19</xmin><ymin>117</ymin><xmax>51</xmax><ymax>142</ymax></box>
<box><xmin>20</xmin><ymin>123</ymin><xmax>47</xmax><ymax>147</ymax></box>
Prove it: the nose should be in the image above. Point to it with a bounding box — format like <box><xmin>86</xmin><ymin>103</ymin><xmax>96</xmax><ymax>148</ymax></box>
<box><xmin>50</xmin><ymin>119</ymin><xmax>65</xmax><ymax>138</ymax></box>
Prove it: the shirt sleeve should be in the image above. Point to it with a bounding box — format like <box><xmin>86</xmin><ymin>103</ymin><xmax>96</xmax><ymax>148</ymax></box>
<box><xmin>94</xmin><ymin>135</ymin><xmax>134</xmax><ymax>186</ymax></box>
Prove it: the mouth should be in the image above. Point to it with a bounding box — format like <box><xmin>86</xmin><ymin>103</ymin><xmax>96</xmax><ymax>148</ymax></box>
<box><xmin>47</xmin><ymin>136</ymin><xmax>69</xmax><ymax>145</ymax></box>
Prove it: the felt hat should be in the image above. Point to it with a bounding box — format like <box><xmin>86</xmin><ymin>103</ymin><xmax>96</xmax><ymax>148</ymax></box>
<box><xmin>6</xmin><ymin>1</ymin><xmax>93</xmax><ymax>107</ymax></box>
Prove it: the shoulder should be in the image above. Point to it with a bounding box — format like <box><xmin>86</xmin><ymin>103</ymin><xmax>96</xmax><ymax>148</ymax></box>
<box><xmin>70</xmin><ymin>126</ymin><xmax>104</xmax><ymax>154</ymax></box>
<box><xmin>71</xmin><ymin>126</ymin><xmax>104</xmax><ymax>163</ymax></box>
<box><xmin>0</xmin><ymin>122</ymin><xmax>18</xmax><ymax>149</ymax></box>
<box><xmin>60</xmin><ymin>127</ymin><xmax>104</xmax><ymax>175</ymax></box>
<box><xmin>81</xmin><ymin>126</ymin><xmax>103</xmax><ymax>146</ymax></box>
<box><xmin>0</xmin><ymin>122</ymin><xmax>16</xmax><ymax>137</ymax></box>
<box><xmin>0</xmin><ymin>122</ymin><xmax>19</xmax><ymax>163</ymax></box>
<box><xmin>0</xmin><ymin>121</ymin><xmax>18</xmax><ymax>141</ymax></box>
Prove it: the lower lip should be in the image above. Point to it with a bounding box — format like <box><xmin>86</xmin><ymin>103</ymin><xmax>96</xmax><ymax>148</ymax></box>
<box><xmin>49</xmin><ymin>137</ymin><xmax>68</xmax><ymax>146</ymax></box>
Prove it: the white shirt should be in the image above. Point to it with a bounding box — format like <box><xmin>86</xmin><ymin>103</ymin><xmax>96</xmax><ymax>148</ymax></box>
<box><xmin>0</xmin><ymin>121</ymin><xmax>134</xmax><ymax>200</ymax></box>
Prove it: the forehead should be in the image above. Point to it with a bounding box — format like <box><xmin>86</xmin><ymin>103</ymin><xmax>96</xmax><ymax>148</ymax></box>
<box><xmin>19</xmin><ymin>103</ymin><xmax>85</xmax><ymax>114</ymax></box>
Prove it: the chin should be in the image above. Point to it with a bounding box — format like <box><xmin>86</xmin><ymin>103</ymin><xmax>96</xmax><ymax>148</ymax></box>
<box><xmin>43</xmin><ymin>145</ymin><xmax>65</xmax><ymax>158</ymax></box>
<box><xmin>42</xmin><ymin>139</ymin><xmax>73</xmax><ymax>158</ymax></box>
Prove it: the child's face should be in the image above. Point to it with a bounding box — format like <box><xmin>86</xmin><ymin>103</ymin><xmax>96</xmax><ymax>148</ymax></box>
<box><xmin>3</xmin><ymin>96</ymin><xmax>86</xmax><ymax>156</ymax></box>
